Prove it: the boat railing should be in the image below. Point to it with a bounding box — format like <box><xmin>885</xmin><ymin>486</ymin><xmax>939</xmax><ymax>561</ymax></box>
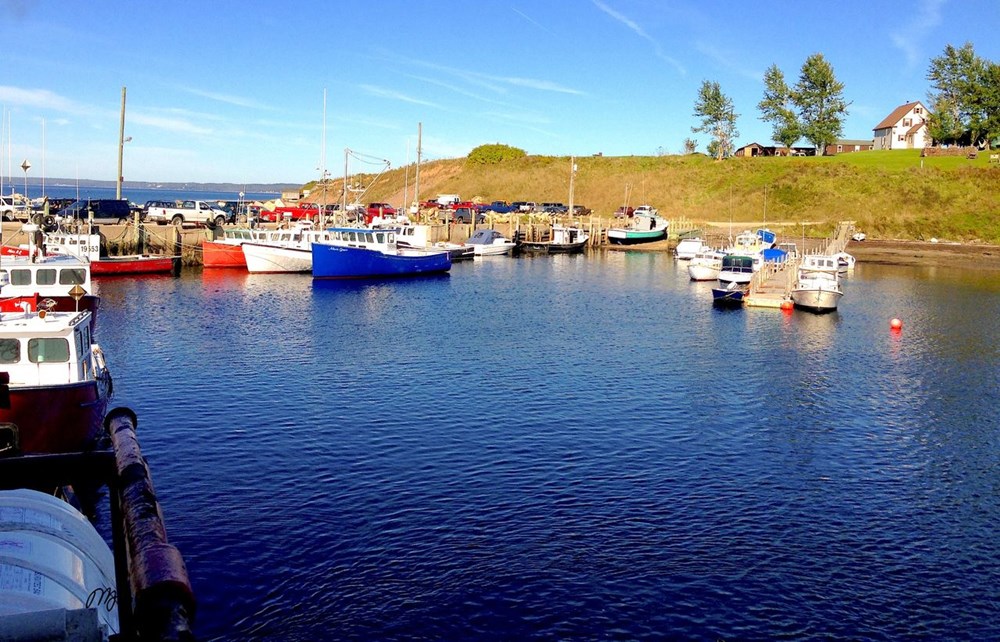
<box><xmin>0</xmin><ymin>406</ymin><xmax>196</xmax><ymax>639</ymax></box>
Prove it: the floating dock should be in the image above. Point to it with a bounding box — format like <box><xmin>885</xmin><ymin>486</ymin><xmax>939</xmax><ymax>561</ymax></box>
<box><xmin>744</xmin><ymin>221</ymin><xmax>854</xmax><ymax>309</ymax></box>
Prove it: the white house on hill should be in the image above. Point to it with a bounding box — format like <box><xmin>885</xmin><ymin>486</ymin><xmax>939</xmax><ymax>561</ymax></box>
<box><xmin>873</xmin><ymin>101</ymin><xmax>931</xmax><ymax>150</ymax></box>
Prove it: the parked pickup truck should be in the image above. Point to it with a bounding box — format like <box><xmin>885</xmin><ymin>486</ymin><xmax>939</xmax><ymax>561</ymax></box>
<box><xmin>258</xmin><ymin>203</ymin><xmax>323</xmax><ymax>223</ymax></box>
<box><xmin>146</xmin><ymin>200</ymin><xmax>231</xmax><ymax>227</ymax></box>
<box><xmin>0</xmin><ymin>196</ymin><xmax>28</xmax><ymax>222</ymax></box>
<box><xmin>485</xmin><ymin>200</ymin><xmax>516</xmax><ymax>214</ymax></box>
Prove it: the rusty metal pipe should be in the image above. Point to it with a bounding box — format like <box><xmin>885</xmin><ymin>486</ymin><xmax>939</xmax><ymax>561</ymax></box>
<box><xmin>105</xmin><ymin>407</ymin><xmax>196</xmax><ymax>640</ymax></box>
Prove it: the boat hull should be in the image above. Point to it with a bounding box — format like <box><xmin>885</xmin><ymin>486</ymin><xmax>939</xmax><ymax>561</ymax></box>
<box><xmin>688</xmin><ymin>264</ymin><xmax>721</xmax><ymax>281</ymax></box>
<box><xmin>519</xmin><ymin>240</ymin><xmax>587</xmax><ymax>254</ymax></box>
<box><xmin>791</xmin><ymin>287</ymin><xmax>842</xmax><ymax>313</ymax></box>
<box><xmin>90</xmin><ymin>256</ymin><xmax>177</xmax><ymax>276</ymax></box>
<box><xmin>312</xmin><ymin>243</ymin><xmax>451</xmax><ymax>279</ymax></box>
<box><xmin>0</xmin><ymin>381</ymin><xmax>110</xmax><ymax>454</ymax></box>
<box><xmin>242</xmin><ymin>243</ymin><xmax>312</xmax><ymax>273</ymax></box>
<box><xmin>607</xmin><ymin>228</ymin><xmax>667</xmax><ymax>245</ymax></box>
<box><xmin>711</xmin><ymin>286</ymin><xmax>747</xmax><ymax>306</ymax></box>
<box><xmin>471</xmin><ymin>243</ymin><xmax>515</xmax><ymax>256</ymax></box>
<box><xmin>202</xmin><ymin>241</ymin><xmax>247</xmax><ymax>269</ymax></box>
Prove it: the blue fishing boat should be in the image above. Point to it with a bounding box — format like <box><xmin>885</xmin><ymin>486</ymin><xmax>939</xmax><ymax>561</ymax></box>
<box><xmin>311</xmin><ymin>227</ymin><xmax>451</xmax><ymax>279</ymax></box>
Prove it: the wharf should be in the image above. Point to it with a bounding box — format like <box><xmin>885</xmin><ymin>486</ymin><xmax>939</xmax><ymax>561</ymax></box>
<box><xmin>744</xmin><ymin>221</ymin><xmax>854</xmax><ymax>309</ymax></box>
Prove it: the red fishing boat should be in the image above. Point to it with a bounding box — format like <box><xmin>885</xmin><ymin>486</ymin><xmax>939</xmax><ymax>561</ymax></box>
<box><xmin>201</xmin><ymin>229</ymin><xmax>267</xmax><ymax>268</ymax></box>
<box><xmin>43</xmin><ymin>229</ymin><xmax>178</xmax><ymax>275</ymax></box>
<box><xmin>0</xmin><ymin>304</ymin><xmax>112</xmax><ymax>454</ymax></box>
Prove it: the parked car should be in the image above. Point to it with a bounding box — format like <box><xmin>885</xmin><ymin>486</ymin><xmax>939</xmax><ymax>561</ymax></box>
<box><xmin>514</xmin><ymin>201</ymin><xmax>536</xmax><ymax>213</ymax></box>
<box><xmin>614</xmin><ymin>206</ymin><xmax>635</xmax><ymax>218</ymax></box>
<box><xmin>56</xmin><ymin>198</ymin><xmax>133</xmax><ymax>224</ymax></box>
<box><xmin>486</xmin><ymin>200</ymin><xmax>516</xmax><ymax>214</ymax></box>
<box><xmin>571</xmin><ymin>204</ymin><xmax>592</xmax><ymax>216</ymax></box>
<box><xmin>366</xmin><ymin>202</ymin><xmax>397</xmax><ymax>218</ymax></box>
<box><xmin>541</xmin><ymin>202</ymin><xmax>567</xmax><ymax>214</ymax></box>
<box><xmin>441</xmin><ymin>207</ymin><xmax>485</xmax><ymax>224</ymax></box>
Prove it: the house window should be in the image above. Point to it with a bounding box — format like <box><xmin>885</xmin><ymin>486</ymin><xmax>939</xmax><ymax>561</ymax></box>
<box><xmin>914</xmin><ymin>107</ymin><xmax>922</xmax><ymax>114</ymax></box>
<box><xmin>837</xmin><ymin>145</ymin><xmax>843</xmax><ymax>152</ymax></box>
<box><xmin>898</xmin><ymin>135</ymin><xmax>905</xmax><ymax>141</ymax></box>
<box><xmin>903</xmin><ymin>118</ymin><xmax>912</xmax><ymax>127</ymax></box>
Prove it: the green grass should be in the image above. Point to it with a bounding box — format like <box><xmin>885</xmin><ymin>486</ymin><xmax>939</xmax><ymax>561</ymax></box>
<box><xmin>311</xmin><ymin>150</ymin><xmax>1000</xmax><ymax>243</ymax></box>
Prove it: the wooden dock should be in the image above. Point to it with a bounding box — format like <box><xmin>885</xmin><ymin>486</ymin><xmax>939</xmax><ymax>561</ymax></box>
<box><xmin>744</xmin><ymin>221</ymin><xmax>855</xmax><ymax>309</ymax></box>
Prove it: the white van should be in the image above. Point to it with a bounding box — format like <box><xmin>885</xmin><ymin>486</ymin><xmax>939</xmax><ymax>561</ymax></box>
<box><xmin>436</xmin><ymin>194</ymin><xmax>460</xmax><ymax>207</ymax></box>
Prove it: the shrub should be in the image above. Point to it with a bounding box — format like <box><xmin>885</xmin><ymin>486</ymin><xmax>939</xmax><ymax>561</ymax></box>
<box><xmin>467</xmin><ymin>144</ymin><xmax>527</xmax><ymax>165</ymax></box>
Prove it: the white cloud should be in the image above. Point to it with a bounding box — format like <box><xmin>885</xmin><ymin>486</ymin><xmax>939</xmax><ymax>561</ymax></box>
<box><xmin>592</xmin><ymin>0</ymin><xmax>686</xmax><ymax>75</ymax></box>
<box><xmin>890</xmin><ymin>0</ymin><xmax>945</xmax><ymax>68</ymax></box>
<box><xmin>175</xmin><ymin>86</ymin><xmax>277</xmax><ymax>111</ymax></box>
<box><xmin>0</xmin><ymin>85</ymin><xmax>91</xmax><ymax>115</ymax></box>
<box><xmin>360</xmin><ymin>84</ymin><xmax>442</xmax><ymax>108</ymax></box>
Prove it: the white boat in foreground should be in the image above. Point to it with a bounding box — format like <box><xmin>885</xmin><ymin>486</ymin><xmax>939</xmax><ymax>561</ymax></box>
<box><xmin>687</xmin><ymin>248</ymin><xmax>726</xmax><ymax>281</ymax></box>
<box><xmin>791</xmin><ymin>255</ymin><xmax>843</xmax><ymax>313</ymax></box>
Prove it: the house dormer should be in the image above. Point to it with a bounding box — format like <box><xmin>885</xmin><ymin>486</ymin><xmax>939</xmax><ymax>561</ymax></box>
<box><xmin>873</xmin><ymin>101</ymin><xmax>931</xmax><ymax>150</ymax></box>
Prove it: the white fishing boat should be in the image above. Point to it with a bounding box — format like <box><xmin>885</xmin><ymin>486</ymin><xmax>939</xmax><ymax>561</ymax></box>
<box><xmin>241</xmin><ymin>222</ymin><xmax>333</xmax><ymax>273</ymax></box>
<box><xmin>687</xmin><ymin>248</ymin><xmax>726</xmax><ymax>281</ymax></box>
<box><xmin>674</xmin><ymin>237</ymin><xmax>706</xmax><ymax>260</ymax></box>
<box><xmin>465</xmin><ymin>228</ymin><xmax>517</xmax><ymax>256</ymax></box>
<box><xmin>791</xmin><ymin>255</ymin><xmax>843</xmax><ymax>313</ymax></box>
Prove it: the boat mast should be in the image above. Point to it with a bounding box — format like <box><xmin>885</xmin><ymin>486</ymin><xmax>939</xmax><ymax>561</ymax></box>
<box><xmin>414</xmin><ymin>122</ymin><xmax>422</xmax><ymax>218</ymax></box>
<box><xmin>319</xmin><ymin>88</ymin><xmax>328</xmax><ymax>229</ymax></box>
<box><xmin>568</xmin><ymin>156</ymin><xmax>576</xmax><ymax>219</ymax></box>
<box><xmin>116</xmin><ymin>86</ymin><xmax>126</xmax><ymax>200</ymax></box>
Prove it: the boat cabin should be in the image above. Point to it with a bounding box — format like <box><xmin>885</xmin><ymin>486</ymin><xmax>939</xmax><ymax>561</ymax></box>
<box><xmin>44</xmin><ymin>232</ymin><xmax>102</xmax><ymax>262</ymax></box>
<box><xmin>0</xmin><ymin>310</ymin><xmax>97</xmax><ymax>387</ymax></box>
<box><xmin>720</xmin><ymin>255</ymin><xmax>756</xmax><ymax>274</ymax></box>
<box><xmin>0</xmin><ymin>254</ymin><xmax>91</xmax><ymax>299</ymax></box>
<box><xmin>799</xmin><ymin>255</ymin><xmax>840</xmax><ymax>279</ymax></box>
<box><xmin>323</xmin><ymin>227</ymin><xmax>398</xmax><ymax>252</ymax></box>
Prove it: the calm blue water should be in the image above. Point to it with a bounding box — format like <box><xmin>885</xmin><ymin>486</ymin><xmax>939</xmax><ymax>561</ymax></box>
<box><xmin>93</xmin><ymin>253</ymin><xmax>1000</xmax><ymax>641</ymax></box>
<box><xmin>32</xmin><ymin>185</ymin><xmax>278</xmax><ymax>205</ymax></box>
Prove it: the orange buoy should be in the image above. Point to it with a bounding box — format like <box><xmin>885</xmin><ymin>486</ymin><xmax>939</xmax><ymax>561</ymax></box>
<box><xmin>890</xmin><ymin>318</ymin><xmax>903</xmax><ymax>330</ymax></box>
<box><xmin>780</xmin><ymin>300</ymin><xmax>794</xmax><ymax>312</ymax></box>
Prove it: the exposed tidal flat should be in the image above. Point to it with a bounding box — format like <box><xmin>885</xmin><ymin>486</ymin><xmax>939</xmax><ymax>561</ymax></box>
<box><xmin>92</xmin><ymin>250</ymin><xmax>1000</xmax><ymax>641</ymax></box>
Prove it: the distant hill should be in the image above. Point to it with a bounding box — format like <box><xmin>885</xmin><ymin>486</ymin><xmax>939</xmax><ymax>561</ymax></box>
<box><xmin>14</xmin><ymin>177</ymin><xmax>298</xmax><ymax>194</ymax></box>
<box><xmin>307</xmin><ymin>151</ymin><xmax>1000</xmax><ymax>243</ymax></box>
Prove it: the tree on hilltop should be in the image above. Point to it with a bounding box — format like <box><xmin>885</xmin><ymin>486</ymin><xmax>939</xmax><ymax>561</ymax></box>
<box><xmin>758</xmin><ymin>64</ymin><xmax>801</xmax><ymax>153</ymax></box>
<box><xmin>467</xmin><ymin>144</ymin><xmax>527</xmax><ymax>164</ymax></box>
<box><xmin>927</xmin><ymin>42</ymin><xmax>1000</xmax><ymax>148</ymax></box>
<box><xmin>691</xmin><ymin>80</ymin><xmax>738</xmax><ymax>160</ymax></box>
<box><xmin>794</xmin><ymin>53</ymin><xmax>849</xmax><ymax>155</ymax></box>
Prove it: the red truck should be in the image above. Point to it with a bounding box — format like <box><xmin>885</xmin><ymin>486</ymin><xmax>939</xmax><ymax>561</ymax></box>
<box><xmin>258</xmin><ymin>203</ymin><xmax>323</xmax><ymax>223</ymax></box>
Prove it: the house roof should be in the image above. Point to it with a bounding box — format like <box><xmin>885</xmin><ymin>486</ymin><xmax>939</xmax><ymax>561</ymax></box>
<box><xmin>873</xmin><ymin>101</ymin><xmax>926</xmax><ymax>131</ymax></box>
<box><xmin>834</xmin><ymin>139</ymin><xmax>874</xmax><ymax>146</ymax></box>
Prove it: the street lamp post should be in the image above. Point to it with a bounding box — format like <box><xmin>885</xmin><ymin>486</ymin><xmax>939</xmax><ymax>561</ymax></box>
<box><xmin>21</xmin><ymin>159</ymin><xmax>30</xmax><ymax>204</ymax></box>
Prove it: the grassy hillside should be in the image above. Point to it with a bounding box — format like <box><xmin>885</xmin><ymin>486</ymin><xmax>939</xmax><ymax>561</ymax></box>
<box><xmin>309</xmin><ymin>150</ymin><xmax>1000</xmax><ymax>243</ymax></box>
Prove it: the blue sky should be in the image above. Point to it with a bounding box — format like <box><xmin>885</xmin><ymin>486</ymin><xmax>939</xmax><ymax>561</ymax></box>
<box><xmin>0</xmin><ymin>0</ymin><xmax>996</xmax><ymax>184</ymax></box>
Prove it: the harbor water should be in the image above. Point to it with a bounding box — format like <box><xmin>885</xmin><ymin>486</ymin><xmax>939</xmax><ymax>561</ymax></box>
<box><xmin>93</xmin><ymin>252</ymin><xmax>1000</xmax><ymax>640</ymax></box>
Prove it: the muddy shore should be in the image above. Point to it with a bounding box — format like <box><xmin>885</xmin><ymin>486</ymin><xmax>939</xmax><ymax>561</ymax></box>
<box><xmin>846</xmin><ymin>239</ymin><xmax>1000</xmax><ymax>270</ymax></box>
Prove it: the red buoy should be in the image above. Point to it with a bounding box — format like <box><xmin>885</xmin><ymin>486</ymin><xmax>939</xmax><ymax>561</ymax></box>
<box><xmin>890</xmin><ymin>318</ymin><xmax>903</xmax><ymax>330</ymax></box>
<box><xmin>780</xmin><ymin>300</ymin><xmax>794</xmax><ymax>312</ymax></box>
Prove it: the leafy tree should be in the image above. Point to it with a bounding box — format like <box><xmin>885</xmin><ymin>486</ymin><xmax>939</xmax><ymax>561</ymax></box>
<box><xmin>466</xmin><ymin>144</ymin><xmax>527</xmax><ymax>165</ymax></box>
<box><xmin>793</xmin><ymin>53</ymin><xmax>849</xmax><ymax>155</ymax></box>
<box><xmin>758</xmin><ymin>64</ymin><xmax>801</xmax><ymax>152</ymax></box>
<box><xmin>926</xmin><ymin>95</ymin><xmax>964</xmax><ymax>145</ymax></box>
<box><xmin>683</xmin><ymin>138</ymin><xmax>698</xmax><ymax>154</ymax></box>
<box><xmin>691</xmin><ymin>80</ymin><xmax>738</xmax><ymax>160</ymax></box>
<box><xmin>927</xmin><ymin>43</ymin><xmax>1000</xmax><ymax>148</ymax></box>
